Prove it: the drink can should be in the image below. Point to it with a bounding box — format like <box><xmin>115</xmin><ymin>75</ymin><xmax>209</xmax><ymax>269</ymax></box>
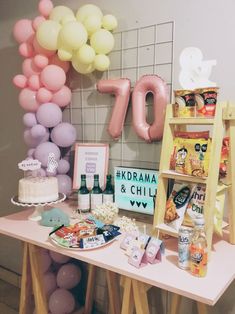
<box><xmin>178</xmin><ymin>226</ymin><xmax>193</xmax><ymax>269</ymax></box>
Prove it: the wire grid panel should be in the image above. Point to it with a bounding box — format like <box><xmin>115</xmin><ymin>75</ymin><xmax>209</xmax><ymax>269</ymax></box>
<box><xmin>64</xmin><ymin>21</ymin><xmax>174</xmax><ymax>174</ymax></box>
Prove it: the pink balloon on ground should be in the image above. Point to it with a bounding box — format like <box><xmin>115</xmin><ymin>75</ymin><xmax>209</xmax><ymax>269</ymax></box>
<box><xmin>49</xmin><ymin>55</ymin><xmax>70</xmax><ymax>73</ymax></box>
<box><xmin>28</xmin><ymin>75</ymin><xmax>41</xmax><ymax>91</ymax></box>
<box><xmin>49</xmin><ymin>251</ymin><xmax>71</xmax><ymax>264</ymax></box>
<box><xmin>56</xmin><ymin>263</ymin><xmax>81</xmax><ymax>290</ymax></box>
<box><xmin>40</xmin><ymin>65</ymin><xmax>66</xmax><ymax>91</ymax></box>
<box><xmin>33</xmin><ymin>16</ymin><xmax>46</xmax><ymax>31</ymax></box>
<box><xmin>57</xmin><ymin>159</ymin><xmax>70</xmax><ymax>174</ymax></box>
<box><xmin>57</xmin><ymin>174</ymin><xmax>72</xmax><ymax>196</ymax></box>
<box><xmin>19</xmin><ymin>88</ymin><xmax>40</xmax><ymax>112</ymax></box>
<box><xmin>38</xmin><ymin>0</ymin><xmax>54</xmax><ymax>18</ymax></box>
<box><xmin>13</xmin><ymin>19</ymin><xmax>35</xmax><ymax>43</ymax></box>
<box><xmin>13</xmin><ymin>75</ymin><xmax>27</xmax><ymax>89</ymax></box>
<box><xmin>33</xmin><ymin>37</ymin><xmax>56</xmax><ymax>57</ymax></box>
<box><xmin>51</xmin><ymin>123</ymin><xmax>76</xmax><ymax>148</ymax></box>
<box><xmin>34</xmin><ymin>141</ymin><xmax>61</xmax><ymax>167</ymax></box>
<box><xmin>39</xmin><ymin>250</ymin><xmax>52</xmax><ymax>273</ymax></box>
<box><xmin>24</xmin><ymin>128</ymin><xmax>49</xmax><ymax>148</ymax></box>
<box><xmin>49</xmin><ymin>289</ymin><xmax>75</xmax><ymax>314</ymax></box>
<box><xmin>34</xmin><ymin>54</ymin><xmax>49</xmax><ymax>69</ymax></box>
<box><xmin>36</xmin><ymin>103</ymin><xmax>62</xmax><ymax>128</ymax></box>
<box><xmin>36</xmin><ymin>87</ymin><xmax>53</xmax><ymax>103</ymax></box>
<box><xmin>22</xmin><ymin>58</ymin><xmax>41</xmax><ymax>78</ymax></box>
<box><xmin>19</xmin><ymin>42</ymin><xmax>34</xmax><ymax>58</ymax></box>
<box><xmin>31</xmin><ymin>124</ymin><xmax>47</xmax><ymax>138</ymax></box>
<box><xmin>23</xmin><ymin>112</ymin><xmax>37</xmax><ymax>127</ymax></box>
<box><xmin>52</xmin><ymin>86</ymin><xmax>72</xmax><ymax>108</ymax></box>
<box><xmin>42</xmin><ymin>271</ymin><xmax>57</xmax><ymax>299</ymax></box>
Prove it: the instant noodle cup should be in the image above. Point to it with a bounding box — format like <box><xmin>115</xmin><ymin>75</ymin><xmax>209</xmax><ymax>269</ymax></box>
<box><xmin>174</xmin><ymin>89</ymin><xmax>196</xmax><ymax>117</ymax></box>
<box><xmin>195</xmin><ymin>87</ymin><xmax>219</xmax><ymax>117</ymax></box>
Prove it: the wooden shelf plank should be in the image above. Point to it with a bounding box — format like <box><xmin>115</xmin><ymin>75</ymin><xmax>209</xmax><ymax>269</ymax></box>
<box><xmin>161</xmin><ymin>170</ymin><xmax>207</xmax><ymax>184</ymax></box>
<box><xmin>169</xmin><ymin>118</ymin><xmax>215</xmax><ymax>125</ymax></box>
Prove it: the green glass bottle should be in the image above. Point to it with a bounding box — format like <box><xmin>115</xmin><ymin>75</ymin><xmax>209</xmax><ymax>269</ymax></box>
<box><xmin>90</xmin><ymin>174</ymin><xmax>103</xmax><ymax>210</ymax></box>
<box><xmin>103</xmin><ymin>174</ymin><xmax>114</xmax><ymax>203</ymax></box>
<box><xmin>78</xmin><ymin>174</ymin><xmax>90</xmax><ymax>212</ymax></box>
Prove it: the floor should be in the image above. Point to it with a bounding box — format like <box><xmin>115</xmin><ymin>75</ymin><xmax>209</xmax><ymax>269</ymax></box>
<box><xmin>0</xmin><ymin>279</ymin><xmax>19</xmax><ymax>314</ymax></box>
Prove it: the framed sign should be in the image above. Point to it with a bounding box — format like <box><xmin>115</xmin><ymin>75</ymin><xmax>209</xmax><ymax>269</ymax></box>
<box><xmin>73</xmin><ymin>143</ymin><xmax>109</xmax><ymax>190</ymax></box>
<box><xmin>114</xmin><ymin>167</ymin><xmax>158</xmax><ymax>215</ymax></box>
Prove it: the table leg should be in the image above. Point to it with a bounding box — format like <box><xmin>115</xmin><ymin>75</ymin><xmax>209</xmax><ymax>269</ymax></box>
<box><xmin>169</xmin><ymin>294</ymin><xmax>181</xmax><ymax>314</ymax></box>
<box><xmin>132</xmin><ymin>279</ymin><xmax>150</xmax><ymax>314</ymax></box>
<box><xmin>28</xmin><ymin>244</ymin><xmax>48</xmax><ymax>314</ymax></box>
<box><xmin>106</xmin><ymin>270</ymin><xmax>121</xmax><ymax>314</ymax></box>
<box><xmin>120</xmin><ymin>277</ymin><xmax>134</xmax><ymax>314</ymax></box>
<box><xmin>196</xmin><ymin>302</ymin><xmax>208</xmax><ymax>314</ymax></box>
<box><xmin>83</xmin><ymin>264</ymin><xmax>96</xmax><ymax>314</ymax></box>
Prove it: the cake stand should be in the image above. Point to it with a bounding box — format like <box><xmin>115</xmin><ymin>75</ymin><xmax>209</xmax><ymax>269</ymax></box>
<box><xmin>11</xmin><ymin>193</ymin><xmax>66</xmax><ymax>222</ymax></box>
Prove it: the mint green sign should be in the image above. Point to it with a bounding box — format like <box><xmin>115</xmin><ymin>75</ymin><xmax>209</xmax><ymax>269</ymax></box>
<box><xmin>114</xmin><ymin>167</ymin><xmax>158</xmax><ymax>215</ymax></box>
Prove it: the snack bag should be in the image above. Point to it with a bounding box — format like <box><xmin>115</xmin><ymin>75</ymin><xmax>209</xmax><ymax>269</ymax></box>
<box><xmin>219</xmin><ymin>137</ymin><xmax>229</xmax><ymax>180</ymax></box>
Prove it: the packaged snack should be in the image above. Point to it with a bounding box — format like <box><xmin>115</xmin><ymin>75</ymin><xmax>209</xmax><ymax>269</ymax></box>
<box><xmin>164</xmin><ymin>181</ymin><xmax>193</xmax><ymax>231</ymax></box>
<box><xmin>145</xmin><ymin>237</ymin><xmax>164</xmax><ymax>264</ymax></box>
<box><xmin>195</xmin><ymin>87</ymin><xmax>219</xmax><ymax>117</ymax></box>
<box><xmin>80</xmin><ymin>234</ymin><xmax>106</xmax><ymax>249</ymax></box>
<box><xmin>219</xmin><ymin>137</ymin><xmax>229</xmax><ymax>180</ymax></box>
<box><xmin>174</xmin><ymin>90</ymin><xmax>196</xmax><ymax>117</ymax></box>
<box><xmin>120</xmin><ymin>233</ymin><xmax>137</xmax><ymax>250</ymax></box>
<box><xmin>128</xmin><ymin>246</ymin><xmax>147</xmax><ymax>268</ymax></box>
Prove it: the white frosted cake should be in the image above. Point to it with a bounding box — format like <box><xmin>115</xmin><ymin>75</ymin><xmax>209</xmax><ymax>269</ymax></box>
<box><xmin>18</xmin><ymin>176</ymin><xmax>59</xmax><ymax>203</ymax></box>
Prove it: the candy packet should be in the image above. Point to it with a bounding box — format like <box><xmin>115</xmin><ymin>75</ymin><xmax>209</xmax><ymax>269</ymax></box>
<box><xmin>128</xmin><ymin>246</ymin><xmax>148</xmax><ymax>268</ymax></box>
<box><xmin>144</xmin><ymin>237</ymin><xmax>164</xmax><ymax>264</ymax></box>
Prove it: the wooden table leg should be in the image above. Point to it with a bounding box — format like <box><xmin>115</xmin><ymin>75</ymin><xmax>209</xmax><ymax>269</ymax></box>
<box><xmin>83</xmin><ymin>264</ymin><xmax>96</xmax><ymax>314</ymax></box>
<box><xmin>106</xmin><ymin>270</ymin><xmax>121</xmax><ymax>314</ymax></box>
<box><xmin>169</xmin><ymin>293</ymin><xmax>181</xmax><ymax>314</ymax></box>
<box><xmin>28</xmin><ymin>244</ymin><xmax>48</xmax><ymax>314</ymax></box>
<box><xmin>196</xmin><ymin>302</ymin><xmax>208</xmax><ymax>314</ymax></box>
<box><xmin>132</xmin><ymin>279</ymin><xmax>150</xmax><ymax>314</ymax></box>
<box><xmin>121</xmin><ymin>277</ymin><xmax>134</xmax><ymax>314</ymax></box>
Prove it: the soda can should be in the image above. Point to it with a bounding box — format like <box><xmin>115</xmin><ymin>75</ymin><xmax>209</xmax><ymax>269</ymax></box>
<box><xmin>178</xmin><ymin>226</ymin><xmax>193</xmax><ymax>270</ymax></box>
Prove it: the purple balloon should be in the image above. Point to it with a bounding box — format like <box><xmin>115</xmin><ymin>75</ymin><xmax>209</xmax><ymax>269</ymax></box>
<box><xmin>49</xmin><ymin>251</ymin><xmax>71</xmax><ymax>264</ymax></box>
<box><xmin>24</xmin><ymin>128</ymin><xmax>49</xmax><ymax>148</ymax></box>
<box><xmin>49</xmin><ymin>289</ymin><xmax>75</xmax><ymax>314</ymax></box>
<box><xmin>27</xmin><ymin>148</ymin><xmax>35</xmax><ymax>157</ymax></box>
<box><xmin>37</xmin><ymin>167</ymin><xmax>47</xmax><ymax>177</ymax></box>
<box><xmin>31</xmin><ymin>124</ymin><xmax>47</xmax><ymax>138</ymax></box>
<box><xmin>34</xmin><ymin>141</ymin><xmax>61</xmax><ymax>167</ymax></box>
<box><xmin>56</xmin><ymin>263</ymin><xmax>81</xmax><ymax>290</ymax></box>
<box><xmin>51</xmin><ymin>123</ymin><xmax>76</xmax><ymax>148</ymax></box>
<box><xmin>23</xmin><ymin>112</ymin><xmax>37</xmax><ymax>128</ymax></box>
<box><xmin>43</xmin><ymin>271</ymin><xmax>57</xmax><ymax>299</ymax></box>
<box><xmin>57</xmin><ymin>159</ymin><xmax>70</xmax><ymax>174</ymax></box>
<box><xmin>39</xmin><ymin>250</ymin><xmax>52</xmax><ymax>274</ymax></box>
<box><xmin>36</xmin><ymin>102</ymin><xmax>62</xmax><ymax>128</ymax></box>
<box><xmin>57</xmin><ymin>174</ymin><xmax>72</xmax><ymax>196</ymax></box>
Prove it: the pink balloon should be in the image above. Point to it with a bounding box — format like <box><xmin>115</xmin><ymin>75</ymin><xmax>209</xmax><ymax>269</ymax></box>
<box><xmin>34</xmin><ymin>141</ymin><xmax>61</xmax><ymax>167</ymax></box>
<box><xmin>49</xmin><ymin>55</ymin><xmax>70</xmax><ymax>73</ymax></box>
<box><xmin>56</xmin><ymin>263</ymin><xmax>81</xmax><ymax>289</ymax></box>
<box><xmin>24</xmin><ymin>128</ymin><xmax>49</xmax><ymax>148</ymax></box>
<box><xmin>28</xmin><ymin>75</ymin><xmax>42</xmax><ymax>91</ymax></box>
<box><xmin>22</xmin><ymin>58</ymin><xmax>41</xmax><ymax>78</ymax></box>
<box><xmin>97</xmin><ymin>78</ymin><xmax>131</xmax><ymax>140</ymax></box>
<box><xmin>36</xmin><ymin>87</ymin><xmax>53</xmax><ymax>103</ymax></box>
<box><xmin>36</xmin><ymin>103</ymin><xmax>62</xmax><ymax>128</ymax></box>
<box><xmin>27</xmin><ymin>148</ymin><xmax>36</xmax><ymax>158</ymax></box>
<box><xmin>19</xmin><ymin>42</ymin><xmax>34</xmax><ymax>58</ymax></box>
<box><xmin>57</xmin><ymin>174</ymin><xmax>72</xmax><ymax>196</ymax></box>
<box><xmin>38</xmin><ymin>0</ymin><xmax>54</xmax><ymax>18</ymax></box>
<box><xmin>13</xmin><ymin>74</ymin><xmax>27</xmax><ymax>89</ymax></box>
<box><xmin>23</xmin><ymin>112</ymin><xmax>37</xmax><ymax>127</ymax></box>
<box><xmin>49</xmin><ymin>251</ymin><xmax>71</xmax><ymax>264</ymax></box>
<box><xmin>19</xmin><ymin>88</ymin><xmax>40</xmax><ymax>112</ymax></box>
<box><xmin>51</xmin><ymin>123</ymin><xmax>76</xmax><ymax>148</ymax></box>
<box><xmin>33</xmin><ymin>37</ymin><xmax>56</xmax><ymax>57</ymax></box>
<box><xmin>41</xmin><ymin>65</ymin><xmax>66</xmax><ymax>91</ymax></box>
<box><xmin>39</xmin><ymin>250</ymin><xmax>52</xmax><ymax>273</ymax></box>
<box><xmin>51</xmin><ymin>86</ymin><xmax>72</xmax><ymax>108</ymax></box>
<box><xmin>34</xmin><ymin>54</ymin><xmax>49</xmax><ymax>69</ymax></box>
<box><xmin>31</xmin><ymin>124</ymin><xmax>47</xmax><ymax>138</ymax></box>
<box><xmin>13</xmin><ymin>19</ymin><xmax>35</xmax><ymax>44</ymax></box>
<box><xmin>132</xmin><ymin>75</ymin><xmax>168</xmax><ymax>142</ymax></box>
<box><xmin>57</xmin><ymin>159</ymin><xmax>70</xmax><ymax>174</ymax></box>
<box><xmin>33</xmin><ymin>16</ymin><xmax>46</xmax><ymax>31</ymax></box>
<box><xmin>49</xmin><ymin>289</ymin><xmax>75</xmax><ymax>314</ymax></box>
<box><xmin>43</xmin><ymin>271</ymin><xmax>57</xmax><ymax>299</ymax></box>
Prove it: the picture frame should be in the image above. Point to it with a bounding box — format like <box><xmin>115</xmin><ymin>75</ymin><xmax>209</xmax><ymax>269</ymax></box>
<box><xmin>73</xmin><ymin>143</ymin><xmax>109</xmax><ymax>190</ymax></box>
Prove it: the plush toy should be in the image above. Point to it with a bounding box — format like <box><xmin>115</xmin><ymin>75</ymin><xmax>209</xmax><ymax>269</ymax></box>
<box><xmin>41</xmin><ymin>207</ymin><xmax>69</xmax><ymax>227</ymax></box>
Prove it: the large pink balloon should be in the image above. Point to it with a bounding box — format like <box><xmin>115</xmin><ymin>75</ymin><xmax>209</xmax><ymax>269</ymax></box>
<box><xmin>40</xmin><ymin>65</ymin><xmax>66</xmax><ymax>91</ymax></box>
<box><xmin>23</xmin><ymin>112</ymin><xmax>37</xmax><ymax>128</ymax></box>
<box><xmin>34</xmin><ymin>54</ymin><xmax>49</xmax><ymax>69</ymax></box>
<box><xmin>97</xmin><ymin>78</ymin><xmax>131</xmax><ymax>140</ymax></box>
<box><xmin>22</xmin><ymin>58</ymin><xmax>41</xmax><ymax>78</ymax></box>
<box><xmin>43</xmin><ymin>271</ymin><xmax>57</xmax><ymax>299</ymax></box>
<box><xmin>19</xmin><ymin>88</ymin><xmax>40</xmax><ymax>112</ymax></box>
<box><xmin>51</xmin><ymin>86</ymin><xmax>72</xmax><ymax>108</ymax></box>
<box><xmin>49</xmin><ymin>251</ymin><xmax>71</xmax><ymax>264</ymax></box>
<box><xmin>38</xmin><ymin>0</ymin><xmax>54</xmax><ymax>18</ymax></box>
<box><xmin>36</xmin><ymin>103</ymin><xmax>62</xmax><ymax>128</ymax></box>
<box><xmin>51</xmin><ymin>123</ymin><xmax>76</xmax><ymax>148</ymax></box>
<box><xmin>34</xmin><ymin>141</ymin><xmax>61</xmax><ymax>167</ymax></box>
<box><xmin>13</xmin><ymin>19</ymin><xmax>35</xmax><ymax>44</ymax></box>
<box><xmin>33</xmin><ymin>37</ymin><xmax>56</xmax><ymax>57</ymax></box>
<box><xmin>19</xmin><ymin>42</ymin><xmax>34</xmax><ymax>58</ymax></box>
<box><xmin>24</xmin><ymin>128</ymin><xmax>49</xmax><ymax>148</ymax></box>
<box><xmin>36</xmin><ymin>87</ymin><xmax>53</xmax><ymax>103</ymax></box>
<box><xmin>56</xmin><ymin>263</ymin><xmax>81</xmax><ymax>290</ymax></box>
<box><xmin>49</xmin><ymin>55</ymin><xmax>70</xmax><ymax>73</ymax></box>
<box><xmin>49</xmin><ymin>289</ymin><xmax>75</xmax><ymax>314</ymax></box>
<box><xmin>57</xmin><ymin>174</ymin><xmax>72</xmax><ymax>196</ymax></box>
<box><xmin>13</xmin><ymin>75</ymin><xmax>27</xmax><ymax>89</ymax></box>
<box><xmin>57</xmin><ymin>159</ymin><xmax>70</xmax><ymax>174</ymax></box>
<box><xmin>132</xmin><ymin>75</ymin><xmax>168</xmax><ymax>142</ymax></box>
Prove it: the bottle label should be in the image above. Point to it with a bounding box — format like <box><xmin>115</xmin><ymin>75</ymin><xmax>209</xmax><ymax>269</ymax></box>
<box><xmin>103</xmin><ymin>194</ymin><xmax>114</xmax><ymax>203</ymax></box>
<box><xmin>78</xmin><ymin>194</ymin><xmax>90</xmax><ymax>212</ymax></box>
<box><xmin>90</xmin><ymin>194</ymin><xmax>103</xmax><ymax>210</ymax></box>
<box><xmin>190</xmin><ymin>245</ymin><xmax>207</xmax><ymax>277</ymax></box>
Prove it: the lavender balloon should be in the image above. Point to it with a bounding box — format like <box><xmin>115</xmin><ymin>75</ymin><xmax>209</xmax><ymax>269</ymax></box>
<box><xmin>36</xmin><ymin>102</ymin><xmax>62</xmax><ymax>128</ymax></box>
<box><xmin>49</xmin><ymin>289</ymin><xmax>75</xmax><ymax>314</ymax></box>
<box><xmin>57</xmin><ymin>174</ymin><xmax>72</xmax><ymax>196</ymax></box>
<box><xmin>23</xmin><ymin>112</ymin><xmax>37</xmax><ymax>128</ymax></box>
<box><xmin>49</xmin><ymin>251</ymin><xmax>71</xmax><ymax>264</ymax></box>
<box><xmin>24</xmin><ymin>128</ymin><xmax>49</xmax><ymax>148</ymax></box>
<box><xmin>51</xmin><ymin>122</ymin><xmax>76</xmax><ymax>148</ymax></box>
<box><xmin>57</xmin><ymin>159</ymin><xmax>70</xmax><ymax>174</ymax></box>
<box><xmin>27</xmin><ymin>148</ymin><xmax>35</xmax><ymax>158</ymax></box>
<box><xmin>34</xmin><ymin>141</ymin><xmax>61</xmax><ymax>167</ymax></box>
<box><xmin>56</xmin><ymin>263</ymin><xmax>81</xmax><ymax>290</ymax></box>
<box><xmin>31</xmin><ymin>124</ymin><xmax>47</xmax><ymax>138</ymax></box>
<box><xmin>43</xmin><ymin>271</ymin><xmax>57</xmax><ymax>299</ymax></box>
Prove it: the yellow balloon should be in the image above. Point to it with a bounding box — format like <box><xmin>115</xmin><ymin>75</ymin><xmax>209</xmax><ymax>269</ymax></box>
<box><xmin>61</xmin><ymin>15</ymin><xmax>76</xmax><ymax>25</ymax></box>
<box><xmin>90</xmin><ymin>29</ymin><xmax>114</xmax><ymax>54</ymax></box>
<box><xmin>77</xmin><ymin>44</ymin><xmax>95</xmax><ymax>64</ymax></box>
<box><xmin>94</xmin><ymin>54</ymin><xmax>110</xmax><ymax>71</ymax></box>
<box><xmin>84</xmin><ymin>15</ymin><xmax>101</xmax><ymax>36</ymax></box>
<box><xmin>76</xmin><ymin>4</ymin><xmax>103</xmax><ymax>23</ymax></box>
<box><xmin>58</xmin><ymin>48</ymin><xmax>72</xmax><ymax>61</ymax></box>
<box><xmin>36</xmin><ymin>20</ymin><xmax>61</xmax><ymax>51</ymax></box>
<box><xmin>102</xmin><ymin>15</ymin><xmax>118</xmax><ymax>31</ymax></box>
<box><xmin>60</xmin><ymin>21</ymin><xmax>88</xmax><ymax>50</ymax></box>
<box><xmin>72</xmin><ymin>55</ymin><xmax>95</xmax><ymax>74</ymax></box>
<box><xmin>49</xmin><ymin>6</ymin><xmax>74</xmax><ymax>24</ymax></box>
